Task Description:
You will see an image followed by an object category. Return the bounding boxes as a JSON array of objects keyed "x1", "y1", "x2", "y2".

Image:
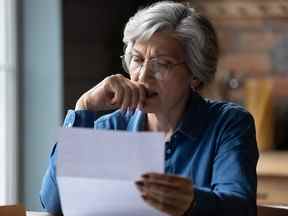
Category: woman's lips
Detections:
[
  {"x1": 146, "y1": 90, "x2": 158, "y2": 98},
  {"x1": 142, "y1": 90, "x2": 158, "y2": 108}
]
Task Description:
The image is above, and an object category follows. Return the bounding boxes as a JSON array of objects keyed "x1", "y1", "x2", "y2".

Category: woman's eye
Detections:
[
  {"x1": 157, "y1": 63, "x2": 169, "y2": 71},
  {"x1": 157, "y1": 59, "x2": 171, "y2": 65},
  {"x1": 131, "y1": 56, "x2": 143, "y2": 63},
  {"x1": 157, "y1": 62, "x2": 168, "y2": 66},
  {"x1": 157, "y1": 60, "x2": 170, "y2": 68}
]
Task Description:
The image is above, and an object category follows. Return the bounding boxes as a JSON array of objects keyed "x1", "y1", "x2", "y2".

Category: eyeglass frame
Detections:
[{"x1": 120, "y1": 54, "x2": 186, "y2": 80}]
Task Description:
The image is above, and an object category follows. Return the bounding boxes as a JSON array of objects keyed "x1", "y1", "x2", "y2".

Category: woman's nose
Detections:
[{"x1": 138, "y1": 62, "x2": 154, "y2": 82}]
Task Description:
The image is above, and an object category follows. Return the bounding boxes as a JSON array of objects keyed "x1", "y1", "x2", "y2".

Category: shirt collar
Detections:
[{"x1": 176, "y1": 92, "x2": 210, "y2": 140}]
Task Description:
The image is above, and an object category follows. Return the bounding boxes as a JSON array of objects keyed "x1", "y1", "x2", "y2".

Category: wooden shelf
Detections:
[{"x1": 257, "y1": 151, "x2": 288, "y2": 176}]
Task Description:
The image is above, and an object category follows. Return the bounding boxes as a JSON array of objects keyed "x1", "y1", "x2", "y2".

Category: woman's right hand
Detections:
[{"x1": 75, "y1": 74, "x2": 147, "y2": 112}]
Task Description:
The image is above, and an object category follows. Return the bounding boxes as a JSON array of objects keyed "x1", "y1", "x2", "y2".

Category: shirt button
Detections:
[{"x1": 166, "y1": 149, "x2": 172, "y2": 154}]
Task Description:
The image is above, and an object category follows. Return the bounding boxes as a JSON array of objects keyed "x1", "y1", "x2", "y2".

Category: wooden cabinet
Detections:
[{"x1": 258, "y1": 175, "x2": 288, "y2": 205}]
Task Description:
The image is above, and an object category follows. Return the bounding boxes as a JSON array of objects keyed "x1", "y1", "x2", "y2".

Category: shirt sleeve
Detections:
[
  {"x1": 40, "y1": 109, "x2": 98, "y2": 215},
  {"x1": 190, "y1": 111, "x2": 259, "y2": 216},
  {"x1": 40, "y1": 143, "x2": 62, "y2": 215}
]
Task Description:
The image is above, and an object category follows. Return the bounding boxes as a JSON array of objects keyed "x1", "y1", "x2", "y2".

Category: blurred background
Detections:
[{"x1": 0, "y1": 0, "x2": 288, "y2": 211}]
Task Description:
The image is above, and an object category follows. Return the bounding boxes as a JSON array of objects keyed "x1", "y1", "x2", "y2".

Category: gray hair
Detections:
[{"x1": 122, "y1": 1, "x2": 219, "y2": 87}]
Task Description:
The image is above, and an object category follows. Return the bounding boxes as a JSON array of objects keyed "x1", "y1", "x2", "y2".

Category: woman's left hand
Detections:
[{"x1": 135, "y1": 172, "x2": 194, "y2": 216}]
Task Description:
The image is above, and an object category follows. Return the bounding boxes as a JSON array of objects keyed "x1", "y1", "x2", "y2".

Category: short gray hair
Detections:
[{"x1": 122, "y1": 1, "x2": 219, "y2": 87}]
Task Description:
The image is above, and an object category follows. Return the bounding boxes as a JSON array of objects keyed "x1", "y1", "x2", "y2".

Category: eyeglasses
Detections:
[{"x1": 120, "y1": 54, "x2": 185, "y2": 80}]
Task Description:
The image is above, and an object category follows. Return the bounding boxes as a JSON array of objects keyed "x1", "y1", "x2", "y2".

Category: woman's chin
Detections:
[
  {"x1": 140, "y1": 96, "x2": 161, "y2": 113},
  {"x1": 141, "y1": 103, "x2": 160, "y2": 114}
]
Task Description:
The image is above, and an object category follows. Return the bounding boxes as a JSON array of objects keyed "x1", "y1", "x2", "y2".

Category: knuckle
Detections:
[
  {"x1": 103, "y1": 76, "x2": 111, "y2": 85},
  {"x1": 104, "y1": 76, "x2": 115, "y2": 86},
  {"x1": 114, "y1": 74, "x2": 123, "y2": 78},
  {"x1": 109, "y1": 74, "x2": 122, "y2": 82}
]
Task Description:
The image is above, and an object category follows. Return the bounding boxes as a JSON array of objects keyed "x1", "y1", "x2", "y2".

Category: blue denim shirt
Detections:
[{"x1": 40, "y1": 94, "x2": 258, "y2": 216}]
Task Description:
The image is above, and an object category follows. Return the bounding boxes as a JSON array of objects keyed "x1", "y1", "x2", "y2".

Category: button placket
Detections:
[
  {"x1": 166, "y1": 148, "x2": 172, "y2": 154},
  {"x1": 165, "y1": 141, "x2": 172, "y2": 160}
]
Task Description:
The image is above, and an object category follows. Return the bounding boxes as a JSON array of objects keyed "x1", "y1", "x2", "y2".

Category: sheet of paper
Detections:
[{"x1": 57, "y1": 128, "x2": 166, "y2": 216}]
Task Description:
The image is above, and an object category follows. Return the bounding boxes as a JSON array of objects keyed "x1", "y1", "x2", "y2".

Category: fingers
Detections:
[
  {"x1": 129, "y1": 82, "x2": 140, "y2": 110},
  {"x1": 142, "y1": 194, "x2": 183, "y2": 216},
  {"x1": 142, "y1": 181, "x2": 192, "y2": 202},
  {"x1": 108, "y1": 74, "x2": 146, "y2": 112},
  {"x1": 78, "y1": 74, "x2": 147, "y2": 112},
  {"x1": 136, "y1": 179, "x2": 192, "y2": 207},
  {"x1": 120, "y1": 81, "x2": 140, "y2": 111},
  {"x1": 135, "y1": 173, "x2": 194, "y2": 216},
  {"x1": 119, "y1": 81, "x2": 133, "y2": 111},
  {"x1": 137, "y1": 84, "x2": 146, "y2": 110},
  {"x1": 142, "y1": 172, "x2": 193, "y2": 189},
  {"x1": 109, "y1": 79, "x2": 124, "y2": 107}
]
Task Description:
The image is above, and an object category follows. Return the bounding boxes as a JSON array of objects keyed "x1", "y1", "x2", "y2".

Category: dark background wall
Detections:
[{"x1": 63, "y1": 0, "x2": 157, "y2": 111}]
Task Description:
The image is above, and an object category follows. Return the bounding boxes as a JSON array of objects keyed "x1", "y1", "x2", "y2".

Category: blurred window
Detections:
[
  {"x1": 0, "y1": 0, "x2": 8, "y2": 204},
  {"x1": 0, "y1": 0, "x2": 18, "y2": 205}
]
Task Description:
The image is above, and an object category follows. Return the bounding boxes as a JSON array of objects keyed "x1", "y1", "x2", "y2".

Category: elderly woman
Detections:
[{"x1": 40, "y1": 1, "x2": 258, "y2": 216}]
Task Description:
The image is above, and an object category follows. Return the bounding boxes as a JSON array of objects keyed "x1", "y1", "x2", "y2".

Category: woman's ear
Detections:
[{"x1": 190, "y1": 77, "x2": 201, "y2": 91}]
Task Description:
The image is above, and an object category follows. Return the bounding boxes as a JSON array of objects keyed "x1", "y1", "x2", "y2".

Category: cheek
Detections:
[
  {"x1": 157, "y1": 85, "x2": 180, "y2": 101},
  {"x1": 159, "y1": 79, "x2": 190, "y2": 96}
]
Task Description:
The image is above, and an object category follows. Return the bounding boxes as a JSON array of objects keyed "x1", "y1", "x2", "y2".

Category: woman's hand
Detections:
[
  {"x1": 135, "y1": 172, "x2": 194, "y2": 216},
  {"x1": 75, "y1": 74, "x2": 147, "y2": 112}
]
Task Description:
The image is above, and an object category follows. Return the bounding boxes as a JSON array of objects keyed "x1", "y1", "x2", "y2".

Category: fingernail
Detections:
[
  {"x1": 131, "y1": 108, "x2": 136, "y2": 114},
  {"x1": 141, "y1": 174, "x2": 149, "y2": 179},
  {"x1": 135, "y1": 184, "x2": 144, "y2": 193},
  {"x1": 135, "y1": 180, "x2": 144, "y2": 187},
  {"x1": 137, "y1": 105, "x2": 142, "y2": 111},
  {"x1": 121, "y1": 108, "x2": 127, "y2": 114}
]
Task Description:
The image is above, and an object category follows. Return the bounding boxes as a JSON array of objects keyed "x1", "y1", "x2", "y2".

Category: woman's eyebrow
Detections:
[
  {"x1": 131, "y1": 48, "x2": 178, "y2": 61},
  {"x1": 131, "y1": 48, "x2": 142, "y2": 55}
]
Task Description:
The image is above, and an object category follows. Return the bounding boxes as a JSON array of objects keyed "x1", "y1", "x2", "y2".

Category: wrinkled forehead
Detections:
[{"x1": 132, "y1": 32, "x2": 185, "y2": 60}]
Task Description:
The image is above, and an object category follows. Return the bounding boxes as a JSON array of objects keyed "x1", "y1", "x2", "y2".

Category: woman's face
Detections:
[{"x1": 129, "y1": 32, "x2": 193, "y2": 115}]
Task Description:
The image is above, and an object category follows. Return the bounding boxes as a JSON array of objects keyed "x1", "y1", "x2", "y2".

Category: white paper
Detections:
[{"x1": 56, "y1": 128, "x2": 166, "y2": 216}]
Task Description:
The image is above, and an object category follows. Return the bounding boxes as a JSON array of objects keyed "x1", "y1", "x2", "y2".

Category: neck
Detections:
[
  {"x1": 147, "y1": 95, "x2": 190, "y2": 141},
  {"x1": 147, "y1": 114, "x2": 175, "y2": 135}
]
